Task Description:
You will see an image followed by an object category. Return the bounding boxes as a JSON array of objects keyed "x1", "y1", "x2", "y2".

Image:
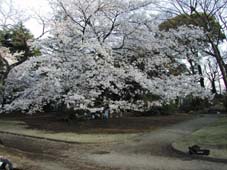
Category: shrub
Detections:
[{"x1": 179, "y1": 96, "x2": 210, "y2": 113}]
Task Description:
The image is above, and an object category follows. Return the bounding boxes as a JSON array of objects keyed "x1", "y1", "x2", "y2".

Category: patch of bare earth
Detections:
[{"x1": 0, "y1": 113, "x2": 191, "y2": 134}]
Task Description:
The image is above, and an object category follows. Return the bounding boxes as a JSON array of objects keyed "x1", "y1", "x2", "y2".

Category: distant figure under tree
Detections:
[{"x1": 103, "y1": 105, "x2": 110, "y2": 119}]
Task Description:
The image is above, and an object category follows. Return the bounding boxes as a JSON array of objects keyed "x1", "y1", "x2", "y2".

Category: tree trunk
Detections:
[
  {"x1": 211, "y1": 43, "x2": 227, "y2": 91},
  {"x1": 198, "y1": 64, "x2": 205, "y2": 88},
  {"x1": 211, "y1": 79, "x2": 217, "y2": 94}
]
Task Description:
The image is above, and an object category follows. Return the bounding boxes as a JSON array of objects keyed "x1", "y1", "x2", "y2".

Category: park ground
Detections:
[{"x1": 0, "y1": 113, "x2": 226, "y2": 170}]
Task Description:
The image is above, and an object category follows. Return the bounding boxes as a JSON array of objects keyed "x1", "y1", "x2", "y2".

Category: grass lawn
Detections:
[
  {"x1": 173, "y1": 116, "x2": 227, "y2": 159},
  {"x1": 0, "y1": 120, "x2": 138, "y2": 143}
]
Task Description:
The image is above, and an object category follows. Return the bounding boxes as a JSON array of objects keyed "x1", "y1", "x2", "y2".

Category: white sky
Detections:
[{"x1": 14, "y1": 0, "x2": 51, "y2": 37}]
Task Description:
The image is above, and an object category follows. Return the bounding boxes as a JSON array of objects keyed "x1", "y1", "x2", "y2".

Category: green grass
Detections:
[
  {"x1": 173, "y1": 116, "x2": 227, "y2": 159},
  {"x1": 0, "y1": 120, "x2": 139, "y2": 143}
]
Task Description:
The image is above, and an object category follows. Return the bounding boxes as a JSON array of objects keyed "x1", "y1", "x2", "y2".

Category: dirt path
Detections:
[
  {"x1": 87, "y1": 115, "x2": 227, "y2": 170},
  {"x1": 0, "y1": 115, "x2": 226, "y2": 170}
]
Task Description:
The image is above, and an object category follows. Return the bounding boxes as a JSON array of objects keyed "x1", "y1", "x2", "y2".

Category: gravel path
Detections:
[{"x1": 87, "y1": 115, "x2": 227, "y2": 170}]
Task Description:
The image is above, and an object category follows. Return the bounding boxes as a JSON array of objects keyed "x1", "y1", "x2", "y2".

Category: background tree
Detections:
[
  {"x1": 159, "y1": 12, "x2": 225, "y2": 89},
  {"x1": 0, "y1": 22, "x2": 40, "y2": 58},
  {"x1": 159, "y1": 0, "x2": 227, "y2": 91},
  {"x1": 0, "y1": 0, "x2": 40, "y2": 106},
  {"x1": 0, "y1": 24, "x2": 40, "y2": 106}
]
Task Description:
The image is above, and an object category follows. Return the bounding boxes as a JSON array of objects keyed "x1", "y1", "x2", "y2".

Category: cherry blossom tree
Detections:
[{"x1": 1, "y1": 0, "x2": 213, "y2": 114}]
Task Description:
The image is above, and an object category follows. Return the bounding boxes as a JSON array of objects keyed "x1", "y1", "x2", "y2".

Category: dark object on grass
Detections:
[
  {"x1": 0, "y1": 157, "x2": 13, "y2": 170},
  {"x1": 188, "y1": 145, "x2": 210, "y2": 155}
]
